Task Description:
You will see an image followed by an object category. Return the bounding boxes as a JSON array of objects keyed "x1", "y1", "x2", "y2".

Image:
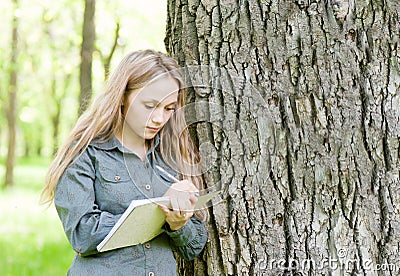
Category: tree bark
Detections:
[
  {"x1": 78, "y1": 0, "x2": 96, "y2": 115},
  {"x1": 4, "y1": 0, "x2": 19, "y2": 188},
  {"x1": 166, "y1": 0, "x2": 400, "y2": 275}
]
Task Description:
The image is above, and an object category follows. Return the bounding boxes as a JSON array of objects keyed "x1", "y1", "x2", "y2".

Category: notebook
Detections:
[{"x1": 97, "y1": 191, "x2": 219, "y2": 252}]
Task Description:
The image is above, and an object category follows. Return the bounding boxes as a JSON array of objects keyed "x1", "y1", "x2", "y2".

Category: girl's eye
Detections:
[
  {"x1": 144, "y1": 104, "x2": 155, "y2": 109},
  {"x1": 166, "y1": 107, "x2": 176, "y2": 112}
]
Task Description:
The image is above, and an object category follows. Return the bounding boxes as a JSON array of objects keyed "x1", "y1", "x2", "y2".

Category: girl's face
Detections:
[{"x1": 122, "y1": 76, "x2": 179, "y2": 144}]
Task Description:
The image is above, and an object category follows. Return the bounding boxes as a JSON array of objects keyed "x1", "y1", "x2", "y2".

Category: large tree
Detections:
[{"x1": 166, "y1": 0, "x2": 400, "y2": 275}]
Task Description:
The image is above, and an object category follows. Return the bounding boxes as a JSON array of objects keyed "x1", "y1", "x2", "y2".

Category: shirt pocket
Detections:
[
  {"x1": 98, "y1": 164, "x2": 131, "y2": 183},
  {"x1": 95, "y1": 161, "x2": 138, "y2": 212}
]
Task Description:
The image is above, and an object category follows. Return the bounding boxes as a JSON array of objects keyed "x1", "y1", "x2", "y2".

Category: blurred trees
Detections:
[
  {"x1": 0, "y1": 0, "x2": 167, "y2": 188},
  {"x1": 4, "y1": 0, "x2": 19, "y2": 187},
  {"x1": 41, "y1": 4, "x2": 77, "y2": 156},
  {"x1": 78, "y1": 0, "x2": 96, "y2": 116},
  {"x1": 97, "y1": 20, "x2": 120, "y2": 80}
]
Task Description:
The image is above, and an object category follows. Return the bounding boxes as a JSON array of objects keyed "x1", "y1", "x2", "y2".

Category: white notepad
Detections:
[{"x1": 97, "y1": 191, "x2": 219, "y2": 252}]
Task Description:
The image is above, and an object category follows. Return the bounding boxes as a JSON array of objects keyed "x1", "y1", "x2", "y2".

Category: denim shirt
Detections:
[{"x1": 54, "y1": 136, "x2": 207, "y2": 276}]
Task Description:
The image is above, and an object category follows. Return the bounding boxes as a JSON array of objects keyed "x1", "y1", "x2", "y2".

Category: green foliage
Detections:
[
  {"x1": 15, "y1": 156, "x2": 51, "y2": 190},
  {"x1": 0, "y1": 0, "x2": 167, "y2": 161},
  {"x1": 0, "y1": 156, "x2": 74, "y2": 275},
  {"x1": 0, "y1": 0, "x2": 168, "y2": 272}
]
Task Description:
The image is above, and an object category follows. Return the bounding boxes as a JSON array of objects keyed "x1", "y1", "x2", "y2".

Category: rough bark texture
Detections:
[
  {"x1": 5, "y1": 0, "x2": 19, "y2": 188},
  {"x1": 166, "y1": 0, "x2": 400, "y2": 275},
  {"x1": 78, "y1": 0, "x2": 96, "y2": 115}
]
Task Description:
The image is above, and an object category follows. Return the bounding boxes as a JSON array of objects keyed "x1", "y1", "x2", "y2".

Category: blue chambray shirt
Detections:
[{"x1": 54, "y1": 136, "x2": 207, "y2": 275}]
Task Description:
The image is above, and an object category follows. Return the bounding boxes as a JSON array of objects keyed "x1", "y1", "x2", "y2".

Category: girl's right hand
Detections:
[
  {"x1": 159, "y1": 180, "x2": 199, "y2": 230},
  {"x1": 164, "y1": 180, "x2": 198, "y2": 195}
]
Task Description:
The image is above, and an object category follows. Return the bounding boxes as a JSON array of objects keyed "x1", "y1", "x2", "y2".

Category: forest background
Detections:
[{"x1": 0, "y1": 0, "x2": 166, "y2": 274}]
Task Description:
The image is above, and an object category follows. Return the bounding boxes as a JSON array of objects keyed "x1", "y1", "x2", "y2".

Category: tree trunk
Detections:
[
  {"x1": 42, "y1": 10, "x2": 74, "y2": 157},
  {"x1": 50, "y1": 71, "x2": 72, "y2": 156},
  {"x1": 166, "y1": 0, "x2": 400, "y2": 275},
  {"x1": 51, "y1": 75, "x2": 60, "y2": 156},
  {"x1": 97, "y1": 20, "x2": 120, "y2": 80},
  {"x1": 4, "y1": 0, "x2": 19, "y2": 188},
  {"x1": 78, "y1": 0, "x2": 96, "y2": 115}
]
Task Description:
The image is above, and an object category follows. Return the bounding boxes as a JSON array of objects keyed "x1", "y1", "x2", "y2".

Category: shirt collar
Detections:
[{"x1": 90, "y1": 135, "x2": 160, "y2": 154}]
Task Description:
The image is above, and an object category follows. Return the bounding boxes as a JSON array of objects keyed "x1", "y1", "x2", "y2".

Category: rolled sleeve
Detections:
[
  {"x1": 164, "y1": 217, "x2": 208, "y2": 261},
  {"x1": 54, "y1": 149, "x2": 121, "y2": 257}
]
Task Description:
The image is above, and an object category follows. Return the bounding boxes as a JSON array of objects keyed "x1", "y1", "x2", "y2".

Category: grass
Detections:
[{"x1": 0, "y1": 156, "x2": 75, "y2": 276}]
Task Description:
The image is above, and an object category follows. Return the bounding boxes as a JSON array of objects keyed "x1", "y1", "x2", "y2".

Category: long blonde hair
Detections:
[{"x1": 41, "y1": 50, "x2": 206, "y2": 220}]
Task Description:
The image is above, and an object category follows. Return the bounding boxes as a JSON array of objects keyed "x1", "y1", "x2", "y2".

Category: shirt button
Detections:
[
  {"x1": 148, "y1": 272, "x2": 154, "y2": 276},
  {"x1": 145, "y1": 184, "x2": 151, "y2": 190},
  {"x1": 114, "y1": 175, "x2": 121, "y2": 181},
  {"x1": 145, "y1": 243, "x2": 151, "y2": 249}
]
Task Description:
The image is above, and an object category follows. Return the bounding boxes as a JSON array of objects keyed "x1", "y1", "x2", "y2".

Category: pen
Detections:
[
  {"x1": 155, "y1": 165, "x2": 200, "y2": 197},
  {"x1": 155, "y1": 165, "x2": 180, "y2": 182}
]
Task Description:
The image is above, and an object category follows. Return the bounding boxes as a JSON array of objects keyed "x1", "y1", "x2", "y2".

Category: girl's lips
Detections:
[{"x1": 146, "y1": 126, "x2": 160, "y2": 132}]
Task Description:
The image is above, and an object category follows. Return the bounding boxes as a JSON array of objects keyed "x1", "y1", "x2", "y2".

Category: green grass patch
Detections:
[
  {"x1": 0, "y1": 156, "x2": 74, "y2": 275},
  {"x1": 0, "y1": 155, "x2": 51, "y2": 191}
]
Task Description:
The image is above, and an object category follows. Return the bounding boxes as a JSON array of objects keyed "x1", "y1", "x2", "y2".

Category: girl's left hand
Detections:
[{"x1": 158, "y1": 180, "x2": 198, "y2": 231}]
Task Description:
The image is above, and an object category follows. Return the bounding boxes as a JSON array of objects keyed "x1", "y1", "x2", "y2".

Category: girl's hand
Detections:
[{"x1": 158, "y1": 180, "x2": 199, "y2": 231}]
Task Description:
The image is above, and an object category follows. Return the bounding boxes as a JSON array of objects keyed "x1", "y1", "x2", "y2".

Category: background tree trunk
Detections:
[
  {"x1": 78, "y1": 0, "x2": 96, "y2": 115},
  {"x1": 4, "y1": 0, "x2": 19, "y2": 188},
  {"x1": 51, "y1": 75, "x2": 60, "y2": 156},
  {"x1": 166, "y1": 0, "x2": 400, "y2": 275},
  {"x1": 96, "y1": 20, "x2": 120, "y2": 80}
]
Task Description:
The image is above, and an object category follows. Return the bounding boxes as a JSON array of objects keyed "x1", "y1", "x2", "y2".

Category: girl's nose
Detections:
[{"x1": 151, "y1": 108, "x2": 165, "y2": 124}]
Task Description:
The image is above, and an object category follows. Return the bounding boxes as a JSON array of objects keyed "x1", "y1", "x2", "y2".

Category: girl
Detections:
[{"x1": 41, "y1": 50, "x2": 208, "y2": 275}]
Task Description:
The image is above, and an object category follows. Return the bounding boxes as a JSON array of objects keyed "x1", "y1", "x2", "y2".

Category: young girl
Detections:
[{"x1": 41, "y1": 50, "x2": 208, "y2": 275}]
